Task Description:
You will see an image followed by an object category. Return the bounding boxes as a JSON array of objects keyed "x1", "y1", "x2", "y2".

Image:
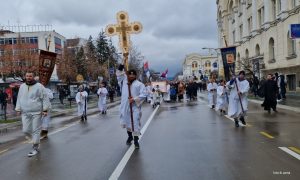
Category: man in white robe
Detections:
[
  {"x1": 216, "y1": 80, "x2": 227, "y2": 115},
  {"x1": 117, "y1": 65, "x2": 147, "y2": 149},
  {"x1": 15, "y1": 72, "x2": 50, "y2": 157},
  {"x1": 207, "y1": 79, "x2": 218, "y2": 108},
  {"x1": 164, "y1": 82, "x2": 171, "y2": 102},
  {"x1": 97, "y1": 82, "x2": 108, "y2": 114},
  {"x1": 76, "y1": 85, "x2": 88, "y2": 122},
  {"x1": 226, "y1": 70, "x2": 250, "y2": 127}
]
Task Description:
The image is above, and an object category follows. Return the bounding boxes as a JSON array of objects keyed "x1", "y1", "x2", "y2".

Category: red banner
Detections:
[{"x1": 39, "y1": 50, "x2": 57, "y2": 86}]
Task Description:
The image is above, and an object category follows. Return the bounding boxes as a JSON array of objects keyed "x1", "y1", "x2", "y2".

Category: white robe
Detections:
[
  {"x1": 216, "y1": 85, "x2": 227, "y2": 111},
  {"x1": 207, "y1": 82, "x2": 217, "y2": 106},
  {"x1": 75, "y1": 91, "x2": 88, "y2": 116},
  {"x1": 97, "y1": 87, "x2": 108, "y2": 112},
  {"x1": 117, "y1": 70, "x2": 147, "y2": 136},
  {"x1": 42, "y1": 88, "x2": 53, "y2": 130},
  {"x1": 227, "y1": 78, "x2": 250, "y2": 118},
  {"x1": 164, "y1": 84, "x2": 171, "y2": 101}
]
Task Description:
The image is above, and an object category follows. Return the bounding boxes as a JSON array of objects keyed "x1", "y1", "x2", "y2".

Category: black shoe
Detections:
[
  {"x1": 126, "y1": 136, "x2": 133, "y2": 145},
  {"x1": 134, "y1": 136, "x2": 140, "y2": 149},
  {"x1": 126, "y1": 131, "x2": 133, "y2": 145},
  {"x1": 80, "y1": 116, "x2": 84, "y2": 122},
  {"x1": 234, "y1": 119, "x2": 239, "y2": 127},
  {"x1": 239, "y1": 116, "x2": 246, "y2": 125},
  {"x1": 212, "y1": 105, "x2": 215, "y2": 109},
  {"x1": 40, "y1": 130, "x2": 48, "y2": 139},
  {"x1": 84, "y1": 115, "x2": 87, "y2": 121},
  {"x1": 101, "y1": 111, "x2": 104, "y2": 114}
]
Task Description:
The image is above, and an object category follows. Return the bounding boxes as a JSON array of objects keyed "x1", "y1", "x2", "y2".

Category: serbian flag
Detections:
[{"x1": 161, "y1": 68, "x2": 168, "y2": 78}]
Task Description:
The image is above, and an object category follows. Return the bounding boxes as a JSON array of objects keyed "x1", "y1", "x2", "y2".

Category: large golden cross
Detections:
[{"x1": 105, "y1": 11, "x2": 142, "y2": 69}]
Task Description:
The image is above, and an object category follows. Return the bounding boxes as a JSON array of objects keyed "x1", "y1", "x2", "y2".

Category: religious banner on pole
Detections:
[
  {"x1": 39, "y1": 50, "x2": 57, "y2": 86},
  {"x1": 220, "y1": 46, "x2": 236, "y2": 81}
]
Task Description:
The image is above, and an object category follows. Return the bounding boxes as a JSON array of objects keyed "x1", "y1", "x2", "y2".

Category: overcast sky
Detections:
[{"x1": 0, "y1": 0, "x2": 218, "y2": 77}]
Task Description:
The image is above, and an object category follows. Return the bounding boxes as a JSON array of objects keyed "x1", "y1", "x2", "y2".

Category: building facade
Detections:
[
  {"x1": 0, "y1": 28, "x2": 66, "y2": 81},
  {"x1": 183, "y1": 53, "x2": 218, "y2": 81},
  {"x1": 217, "y1": 0, "x2": 300, "y2": 91}
]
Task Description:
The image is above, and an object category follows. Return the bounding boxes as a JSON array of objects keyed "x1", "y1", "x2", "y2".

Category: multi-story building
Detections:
[
  {"x1": 182, "y1": 53, "x2": 218, "y2": 81},
  {"x1": 0, "y1": 27, "x2": 66, "y2": 81},
  {"x1": 216, "y1": 0, "x2": 300, "y2": 91}
]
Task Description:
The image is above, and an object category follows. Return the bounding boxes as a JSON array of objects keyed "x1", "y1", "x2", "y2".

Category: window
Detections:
[
  {"x1": 277, "y1": 0, "x2": 281, "y2": 12},
  {"x1": 255, "y1": 44, "x2": 260, "y2": 56},
  {"x1": 0, "y1": 49, "x2": 4, "y2": 56},
  {"x1": 233, "y1": 30, "x2": 236, "y2": 43},
  {"x1": 258, "y1": 7, "x2": 264, "y2": 27},
  {"x1": 271, "y1": 0, "x2": 276, "y2": 20},
  {"x1": 239, "y1": 24, "x2": 243, "y2": 39},
  {"x1": 0, "y1": 38, "x2": 4, "y2": 45},
  {"x1": 292, "y1": 0, "x2": 296, "y2": 8},
  {"x1": 287, "y1": 32, "x2": 296, "y2": 56},
  {"x1": 29, "y1": 37, "x2": 38, "y2": 44},
  {"x1": 245, "y1": 49, "x2": 249, "y2": 59},
  {"x1": 248, "y1": 17, "x2": 252, "y2": 33},
  {"x1": 55, "y1": 37, "x2": 62, "y2": 45},
  {"x1": 192, "y1": 61, "x2": 198, "y2": 69},
  {"x1": 269, "y1": 38, "x2": 275, "y2": 60},
  {"x1": 237, "y1": 53, "x2": 241, "y2": 69}
]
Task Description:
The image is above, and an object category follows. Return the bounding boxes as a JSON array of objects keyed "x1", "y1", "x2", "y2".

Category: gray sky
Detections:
[{"x1": 0, "y1": 0, "x2": 218, "y2": 77}]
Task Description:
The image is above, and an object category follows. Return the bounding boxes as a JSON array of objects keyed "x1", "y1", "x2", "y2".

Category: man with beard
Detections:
[
  {"x1": 227, "y1": 71, "x2": 250, "y2": 127},
  {"x1": 15, "y1": 72, "x2": 50, "y2": 157},
  {"x1": 117, "y1": 64, "x2": 147, "y2": 149},
  {"x1": 262, "y1": 74, "x2": 278, "y2": 113}
]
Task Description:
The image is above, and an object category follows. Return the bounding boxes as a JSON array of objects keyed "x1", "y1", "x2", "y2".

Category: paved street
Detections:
[{"x1": 0, "y1": 96, "x2": 299, "y2": 180}]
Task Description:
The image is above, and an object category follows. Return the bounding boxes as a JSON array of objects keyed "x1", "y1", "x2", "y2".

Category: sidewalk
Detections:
[
  {"x1": 198, "y1": 91, "x2": 300, "y2": 113},
  {"x1": 0, "y1": 96, "x2": 121, "y2": 135}
]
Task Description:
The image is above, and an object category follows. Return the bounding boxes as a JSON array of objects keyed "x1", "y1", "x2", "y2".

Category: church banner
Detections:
[
  {"x1": 39, "y1": 50, "x2": 57, "y2": 86},
  {"x1": 220, "y1": 46, "x2": 236, "y2": 81}
]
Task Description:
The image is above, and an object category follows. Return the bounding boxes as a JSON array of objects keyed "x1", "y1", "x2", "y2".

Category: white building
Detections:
[
  {"x1": 183, "y1": 53, "x2": 218, "y2": 81},
  {"x1": 217, "y1": 0, "x2": 300, "y2": 91}
]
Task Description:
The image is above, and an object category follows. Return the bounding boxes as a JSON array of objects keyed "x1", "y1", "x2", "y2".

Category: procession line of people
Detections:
[{"x1": 207, "y1": 70, "x2": 250, "y2": 127}]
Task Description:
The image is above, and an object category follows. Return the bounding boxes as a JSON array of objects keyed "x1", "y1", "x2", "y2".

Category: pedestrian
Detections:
[
  {"x1": 15, "y1": 72, "x2": 50, "y2": 157},
  {"x1": 274, "y1": 72, "x2": 282, "y2": 101},
  {"x1": 145, "y1": 82, "x2": 152, "y2": 103},
  {"x1": 0, "y1": 89, "x2": 8, "y2": 111},
  {"x1": 97, "y1": 82, "x2": 108, "y2": 114},
  {"x1": 12, "y1": 87, "x2": 19, "y2": 108},
  {"x1": 261, "y1": 74, "x2": 278, "y2": 113},
  {"x1": 207, "y1": 79, "x2": 217, "y2": 109},
  {"x1": 279, "y1": 74, "x2": 286, "y2": 99},
  {"x1": 177, "y1": 81, "x2": 185, "y2": 102},
  {"x1": 227, "y1": 70, "x2": 250, "y2": 127},
  {"x1": 216, "y1": 79, "x2": 227, "y2": 115},
  {"x1": 164, "y1": 82, "x2": 171, "y2": 102},
  {"x1": 108, "y1": 86, "x2": 115, "y2": 103},
  {"x1": 41, "y1": 87, "x2": 53, "y2": 139},
  {"x1": 59, "y1": 87, "x2": 65, "y2": 105},
  {"x1": 116, "y1": 64, "x2": 147, "y2": 149},
  {"x1": 76, "y1": 85, "x2": 88, "y2": 122}
]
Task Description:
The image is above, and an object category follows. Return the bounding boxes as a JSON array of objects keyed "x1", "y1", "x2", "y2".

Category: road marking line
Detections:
[
  {"x1": 289, "y1": 147, "x2": 300, "y2": 155},
  {"x1": 48, "y1": 122, "x2": 77, "y2": 136},
  {"x1": 279, "y1": 147, "x2": 300, "y2": 160},
  {"x1": 0, "y1": 149, "x2": 9, "y2": 155},
  {"x1": 109, "y1": 105, "x2": 160, "y2": 180},
  {"x1": 260, "y1": 131, "x2": 274, "y2": 139}
]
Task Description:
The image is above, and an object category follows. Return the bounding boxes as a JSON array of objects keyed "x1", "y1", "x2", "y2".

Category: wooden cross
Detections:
[{"x1": 105, "y1": 11, "x2": 142, "y2": 69}]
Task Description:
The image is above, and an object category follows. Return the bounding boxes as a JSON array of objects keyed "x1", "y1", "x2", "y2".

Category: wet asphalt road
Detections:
[{"x1": 0, "y1": 99, "x2": 300, "y2": 180}]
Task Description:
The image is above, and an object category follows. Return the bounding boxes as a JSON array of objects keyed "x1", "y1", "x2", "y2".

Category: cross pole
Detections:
[{"x1": 105, "y1": 11, "x2": 143, "y2": 132}]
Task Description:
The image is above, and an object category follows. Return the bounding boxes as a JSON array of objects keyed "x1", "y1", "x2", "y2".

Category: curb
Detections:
[
  {"x1": 248, "y1": 99, "x2": 300, "y2": 113},
  {"x1": 0, "y1": 100, "x2": 121, "y2": 135}
]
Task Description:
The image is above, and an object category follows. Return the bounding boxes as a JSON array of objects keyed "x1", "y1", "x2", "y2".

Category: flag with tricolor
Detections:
[{"x1": 161, "y1": 68, "x2": 168, "y2": 78}]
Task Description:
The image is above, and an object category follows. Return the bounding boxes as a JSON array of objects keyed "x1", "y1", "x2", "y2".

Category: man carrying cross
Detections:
[{"x1": 117, "y1": 65, "x2": 147, "y2": 149}]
